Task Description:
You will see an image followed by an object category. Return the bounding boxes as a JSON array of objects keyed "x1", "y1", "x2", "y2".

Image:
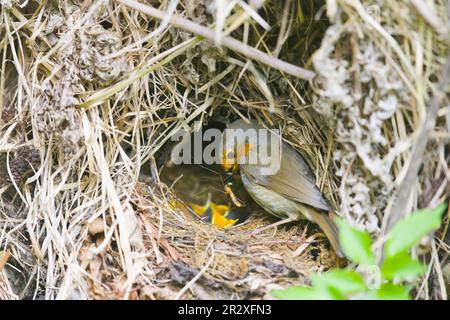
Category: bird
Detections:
[
  {"x1": 159, "y1": 163, "x2": 253, "y2": 229},
  {"x1": 221, "y1": 119, "x2": 343, "y2": 256},
  {"x1": 189, "y1": 193, "x2": 250, "y2": 229}
]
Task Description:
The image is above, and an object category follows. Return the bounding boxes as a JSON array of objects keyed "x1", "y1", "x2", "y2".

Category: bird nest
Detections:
[{"x1": 0, "y1": 0, "x2": 449, "y2": 300}]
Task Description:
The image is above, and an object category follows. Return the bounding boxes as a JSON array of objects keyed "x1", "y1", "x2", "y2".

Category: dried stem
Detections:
[
  {"x1": 115, "y1": 0, "x2": 316, "y2": 80},
  {"x1": 382, "y1": 54, "x2": 450, "y2": 238}
]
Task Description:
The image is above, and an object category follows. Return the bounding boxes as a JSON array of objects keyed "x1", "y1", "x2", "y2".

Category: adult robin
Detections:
[{"x1": 221, "y1": 119, "x2": 343, "y2": 256}]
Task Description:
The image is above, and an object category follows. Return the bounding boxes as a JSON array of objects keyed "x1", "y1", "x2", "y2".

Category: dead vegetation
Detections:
[{"x1": 0, "y1": 0, "x2": 449, "y2": 300}]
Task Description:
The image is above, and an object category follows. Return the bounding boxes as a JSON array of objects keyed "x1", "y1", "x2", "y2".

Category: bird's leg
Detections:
[{"x1": 250, "y1": 217, "x2": 297, "y2": 235}]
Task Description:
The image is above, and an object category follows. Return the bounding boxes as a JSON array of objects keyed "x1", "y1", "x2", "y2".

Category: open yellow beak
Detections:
[
  {"x1": 189, "y1": 198, "x2": 239, "y2": 229},
  {"x1": 190, "y1": 201, "x2": 210, "y2": 216},
  {"x1": 211, "y1": 203, "x2": 239, "y2": 229}
]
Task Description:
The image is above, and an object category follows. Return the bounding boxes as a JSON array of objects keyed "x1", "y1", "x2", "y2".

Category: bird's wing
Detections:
[{"x1": 241, "y1": 143, "x2": 332, "y2": 211}]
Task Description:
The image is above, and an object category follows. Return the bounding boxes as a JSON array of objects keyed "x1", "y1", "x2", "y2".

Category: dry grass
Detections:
[{"x1": 0, "y1": 0, "x2": 448, "y2": 300}]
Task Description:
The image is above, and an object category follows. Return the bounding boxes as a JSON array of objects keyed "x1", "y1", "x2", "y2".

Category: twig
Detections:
[
  {"x1": 431, "y1": 240, "x2": 447, "y2": 300},
  {"x1": 382, "y1": 54, "x2": 450, "y2": 236},
  {"x1": 80, "y1": 37, "x2": 200, "y2": 108},
  {"x1": 411, "y1": 0, "x2": 447, "y2": 35},
  {"x1": 115, "y1": 0, "x2": 316, "y2": 80},
  {"x1": 175, "y1": 241, "x2": 215, "y2": 300}
]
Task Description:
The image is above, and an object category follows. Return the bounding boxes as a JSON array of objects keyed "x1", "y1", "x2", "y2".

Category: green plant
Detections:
[{"x1": 271, "y1": 202, "x2": 448, "y2": 300}]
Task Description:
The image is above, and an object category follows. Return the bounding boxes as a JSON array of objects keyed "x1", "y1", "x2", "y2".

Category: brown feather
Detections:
[
  {"x1": 226, "y1": 120, "x2": 342, "y2": 256},
  {"x1": 241, "y1": 133, "x2": 332, "y2": 211},
  {"x1": 302, "y1": 206, "x2": 343, "y2": 257}
]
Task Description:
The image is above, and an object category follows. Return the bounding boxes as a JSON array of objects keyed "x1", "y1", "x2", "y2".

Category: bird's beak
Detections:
[
  {"x1": 222, "y1": 143, "x2": 251, "y2": 174},
  {"x1": 222, "y1": 150, "x2": 238, "y2": 173},
  {"x1": 211, "y1": 205, "x2": 239, "y2": 229},
  {"x1": 225, "y1": 171, "x2": 233, "y2": 185},
  {"x1": 222, "y1": 162, "x2": 235, "y2": 173},
  {"x1": 190, "y1": 197, "x2": 239, "y2": 229}
]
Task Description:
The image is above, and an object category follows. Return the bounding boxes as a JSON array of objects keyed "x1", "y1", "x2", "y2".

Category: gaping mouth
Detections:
[{"x1": 189, "y1": 196, "x2": 240, "y2": 229}]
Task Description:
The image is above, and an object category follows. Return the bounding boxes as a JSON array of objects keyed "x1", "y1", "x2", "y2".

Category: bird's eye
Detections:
[{"x1": 226, "y1": 151, "x2": 235, "y2": 159}]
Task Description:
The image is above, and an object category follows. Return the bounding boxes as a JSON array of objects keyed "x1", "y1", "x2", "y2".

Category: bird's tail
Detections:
[{"x1": 308, "y1": 209, "x2": 344, "y2": 258}]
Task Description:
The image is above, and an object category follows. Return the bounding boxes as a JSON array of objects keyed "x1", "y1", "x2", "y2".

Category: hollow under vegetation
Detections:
[{"x1": 0, "y1": 0, "x2": 449, "y2": 300}]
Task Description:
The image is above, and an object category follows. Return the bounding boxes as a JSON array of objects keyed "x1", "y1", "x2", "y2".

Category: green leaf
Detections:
[
  {"x1": 311, "y1": 269, "x2": 367, "y2": 295},
  {"x1": 371, "y1": 283, "x2": 412, "y2": 300},
  {"x1": 270, "y1": 269, "x2": 367, "y2": 300},
  {"x1": 381, "y1": 251, "x2": 425, "y2": 281},
  {"x1": 336, "y1": 218, "x2": 375, "y2": 266},
  {"x1": 385, "y1": 203, "x2": 447, "y2": 257},
  {"x1": 270, "y1": 285, "x2": 342, "y2": 300}
]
